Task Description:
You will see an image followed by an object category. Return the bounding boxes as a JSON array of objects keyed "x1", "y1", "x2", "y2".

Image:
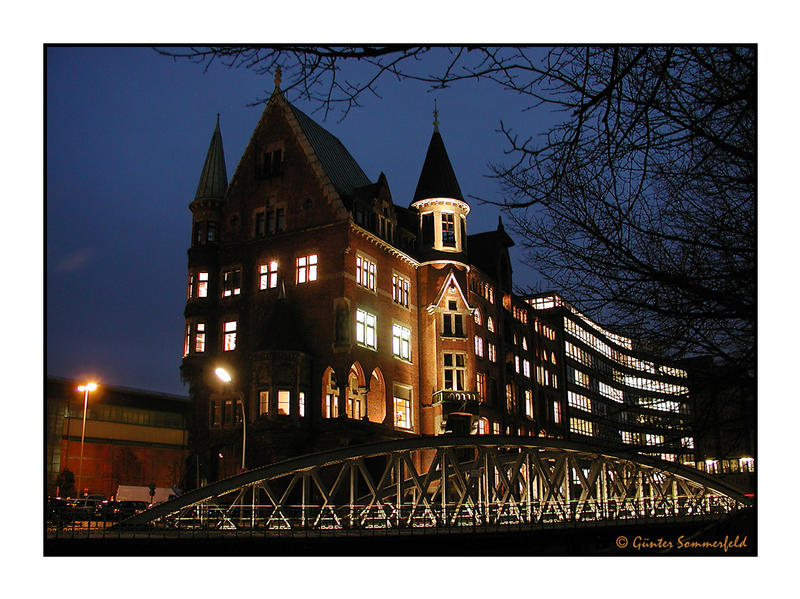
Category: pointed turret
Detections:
[
  {"x1": 411, "y1": 105, "x2": 470, "y2": 257},
  {"x1": 412, "y1": 130, "x2": 464, "y2": 204},
  {"x1": 194, "y1": 114, "x2": 228, "y2": 202},
  {"x1": 189, "y1": 116, "x2": 227, "y2": 246}
]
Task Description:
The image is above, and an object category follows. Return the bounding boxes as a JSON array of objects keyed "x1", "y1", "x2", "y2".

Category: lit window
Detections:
[
  {"x1": 515, "y1": 355, "x2": 520, "y2": 373},
  {"x1": 488, "y1": 343, "x2": 497, "y2": 362},
  {"x1": 522, "y1": 337, "x2": 528, "y2": 350},
  {"x1": 570, "y1": 417, "x2": 595, "y2": 437},
  {"x1": 474, "y1": 308, "x2": 482, "y2": 326},
  {"x1": 223, "y1": 320, "x2": 237, "y2": 351},
  {"x1": 523, "y1": 359, "x2": 531, "y2": 378},
  {"x1": 525, "y1": 389, "x2": 533, "y2": 418},
  {"x1": 356, "y1": 255, "x2": 377, "y2": 291},
  {"x1": 441, "y1": 212, "x2": 456, "y2": 247},
  {"x1": 392, "y1": 324, "x2": 411, "y2": 361},
  {"x1": 474, "y1": 336, "x2": 484, "y2": 358},
  {"x1": 393, "y1": 385, "x2": 412, "y2": 430},
  {"x1": 194, "y1": 323, "x2": 206, "y2": 353},
  {"x1": 492, "y1": 421, "x2": 500, "y2": 435},
  {"x1": 681, "y1": 437, "x2": 695, "y2": 449},
  {"x1": 183, "y1": 324, "x2": 191, "y2": 356},
  {"x1": 259, "y1": 261, "x2": 279, "y2": 290},
  {"x1": 477, "y1": 372, "x2": 486, "y2": 402},
  {"x1": 392, "y1": 274, "x2": 410, "y2": 308},
  {"x1": 645, "y1": 434, "x2": 664, "y2": 446},
  {"x1": 278, "y1": 390, "x2": 290, "y2": 415},
  {"x1": 188, "y1": 272, "x2": 209, "y2": 298},
  {"x1": 259, "y1": 391, "x2": 269, "y2": 415},
  {"x1": 324, "y1": 393, "x2": 338, "y2": 418},
  {"x1": 443, "y1": 352, "x2": 466, "y2": 391},
  {"x1": 299, "y1": 392, "x2": 305, "y2": 417},
  {"x1": 553, "y1": 400, "x2": 561, "y2": 424},
  {"x1": 505, "y1": 383, "x2": 515, "y2": 413},
  {"x1": 222, "y1": 268, "x2": 242, "y2": 297},
  {"x1": 475, "y1": 418, "x2": 488, "y2": 435},
  {"x1": 296, "y1": 254, "x2": 318, "y2": 284},
  {"x1": 487, "y1": 316, "x2": 495, "y2": 333},
  {"x1": 356, "y1": 309, "x2": 377, "y2": 349}
]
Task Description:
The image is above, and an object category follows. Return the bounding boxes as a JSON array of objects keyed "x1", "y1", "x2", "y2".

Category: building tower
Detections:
[{"x1": 411, "y1": 111, "x2": 479, "y2": 436}]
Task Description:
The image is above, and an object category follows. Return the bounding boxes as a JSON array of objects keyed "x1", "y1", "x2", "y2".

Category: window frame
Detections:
[
  {"x1": 356, "y1": 253, "x2": 377, "y2": 292},
  {"x1": 392, "y1": 272, "x2": 410, "y2": 308},
  {"x1": 223, "y1": 320, "x2": 237, "y2": 352},
  {"x1": 442, "y1": 352, "x2": 467, "y2": 391},
  {"x1": 222, "y1": 268, "x2": 242, "y2": 297},
  {"x1": 392, "y1": 323, "x2": 412, "y2": 362},
  {"x1": 259, "y1": 261, "x2": 279, "y2": 290},
  {"x1": 296, "y1": 254, "x2": 318, "y2": 284},
  {"x1": 356, "y1": 308, "x2": 378, "y2": 350}
]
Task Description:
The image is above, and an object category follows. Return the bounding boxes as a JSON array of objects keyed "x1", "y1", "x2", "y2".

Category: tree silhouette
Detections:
[{"x1": 159, "y1": 46, "x2": 755, "y2": 386}]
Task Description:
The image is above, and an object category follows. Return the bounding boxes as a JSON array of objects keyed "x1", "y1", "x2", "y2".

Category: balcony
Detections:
[{"x1": 432, "y1": 390, "x2": 480, "y2": 415}]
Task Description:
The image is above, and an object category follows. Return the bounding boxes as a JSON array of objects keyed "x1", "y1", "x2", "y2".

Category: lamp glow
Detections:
[{"x1": 215, "y1": 368, "x2": 232, "y2": 382}]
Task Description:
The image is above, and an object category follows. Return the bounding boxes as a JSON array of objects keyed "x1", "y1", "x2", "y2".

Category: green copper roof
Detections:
[
  {"x1": 412, "y1": 130, "x2": 464, "y2": 204},
  {"x1": 289, "y1": 104, "x2": 371, "y2": 196},
  {"x1": 194, "y1": 115, "x2": 228, "y2": 202}
]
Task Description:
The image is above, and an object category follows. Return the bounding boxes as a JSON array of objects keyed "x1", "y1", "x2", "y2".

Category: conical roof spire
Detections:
[
  {"x1": 194, "y1": 114, "x2": 228, "y2": 202},
  {"x1": 412, "y1": 123, "x2": 464, "y2": 204}
]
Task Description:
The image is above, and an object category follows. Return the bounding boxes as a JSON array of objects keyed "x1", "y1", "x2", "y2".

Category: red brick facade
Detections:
[{"x1": 181, "y1": 89, "x2": 565, "y2": 483}]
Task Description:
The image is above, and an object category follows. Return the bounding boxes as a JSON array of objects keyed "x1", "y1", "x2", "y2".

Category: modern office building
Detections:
[
  {"x1": 524, "y1": 293, "x2": 696, "y2": 465},
  {"x1": 180, "y1": 77, "x2": 698, "y2": 482},
  {"x1": 46, "y1": 377, "x2": 190, "y2": 498}
]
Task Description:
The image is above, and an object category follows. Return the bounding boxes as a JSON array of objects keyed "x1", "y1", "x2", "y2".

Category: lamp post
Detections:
[
  {"x1": 215, "y1": 367, "x2": 246, "y2": 471},
  {"x1": 75, "y1": 382, "x2": 98, "y2": 499}
]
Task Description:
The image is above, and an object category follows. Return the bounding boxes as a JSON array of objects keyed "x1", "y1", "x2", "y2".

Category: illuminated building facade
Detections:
[
  {"x1": 46, "y1": 377, "x2": 190, "y2": 498},
  {"x1": 524, "y1": 294, "x2": 696, "y2": 465},
  {"x1": 181, "y1": 79, "x2": 698, "y2": 482}
]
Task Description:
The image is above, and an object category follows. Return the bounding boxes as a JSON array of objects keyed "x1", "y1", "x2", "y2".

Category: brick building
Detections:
[{"x1": 181, "y1": 79, "x2": 697, "y2": 483}]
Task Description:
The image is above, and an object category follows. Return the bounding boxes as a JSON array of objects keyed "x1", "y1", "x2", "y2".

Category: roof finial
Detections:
[
  {"x1": 433, "y1": 99, "x2": 440, "y2": 132},
  {"x1": 274, "y1": 65, "x2": 282, "y2": 89}
]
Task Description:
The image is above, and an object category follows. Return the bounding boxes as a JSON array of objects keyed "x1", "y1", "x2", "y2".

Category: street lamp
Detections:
[
  {"x1": 75, "y1": 382, "x2": 98, "y2": 499},
  {"x1": 215, "y1": 368, "x2": 246, "y2": 470}
]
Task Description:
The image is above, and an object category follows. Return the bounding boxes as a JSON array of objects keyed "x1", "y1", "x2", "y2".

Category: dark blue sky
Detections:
[{"x1": 46, "y1": 46, "x2": 557, "y2": 395}]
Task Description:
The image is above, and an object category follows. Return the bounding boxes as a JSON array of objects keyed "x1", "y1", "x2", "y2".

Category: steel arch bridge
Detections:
[{"x1": 120, "y1": 436, "x2": 751, "y2": 535}]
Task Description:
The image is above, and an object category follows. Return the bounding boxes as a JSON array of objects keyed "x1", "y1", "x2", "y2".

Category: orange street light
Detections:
[{"x1": 75, "y1": 382, "x2": 98, "y2": 498}]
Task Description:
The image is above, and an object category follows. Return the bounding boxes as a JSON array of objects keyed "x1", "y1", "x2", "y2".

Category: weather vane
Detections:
[
  {"x1": 274, "y1": 65, "x2": 282, "y2": 89},
  {"x1": 433, "y1": 99, "x2": 440, "y2": 132}
]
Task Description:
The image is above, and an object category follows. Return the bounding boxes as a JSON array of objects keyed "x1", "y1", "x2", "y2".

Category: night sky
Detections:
[{"x1": 46, "y1": 46, "x2": 555, "y2": 396}]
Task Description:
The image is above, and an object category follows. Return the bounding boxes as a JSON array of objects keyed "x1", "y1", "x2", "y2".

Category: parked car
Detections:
[
  {"x1": 65, "y1": 497, "x2": 102, "y2": 520},
  {"x1": 94, "y1": 500, "x2": 150, "y2": 521}
]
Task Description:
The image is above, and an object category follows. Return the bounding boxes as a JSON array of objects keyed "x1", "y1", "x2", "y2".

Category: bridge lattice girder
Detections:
[{"x1": 120, "y1": 436, "x2": 751, "y2": 533}]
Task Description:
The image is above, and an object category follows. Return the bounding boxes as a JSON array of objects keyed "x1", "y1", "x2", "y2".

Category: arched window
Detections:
[
  {"x1": 366, "y1": 368, "x2": 386, "y2": 423},
  {"x1": 347, "y1": 363, "x2": 366, "y2": 419},
  {"x1": 487, "y1": 316, "x2": 495, "y2": 333},
  {"x1": 322, "y1": 367, "x2": 338, "y2": 418}
]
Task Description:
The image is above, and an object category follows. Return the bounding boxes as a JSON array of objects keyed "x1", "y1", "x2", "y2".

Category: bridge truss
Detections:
[{"x1": 121, "y1": 437, "x2": 750, "y2": 535}]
